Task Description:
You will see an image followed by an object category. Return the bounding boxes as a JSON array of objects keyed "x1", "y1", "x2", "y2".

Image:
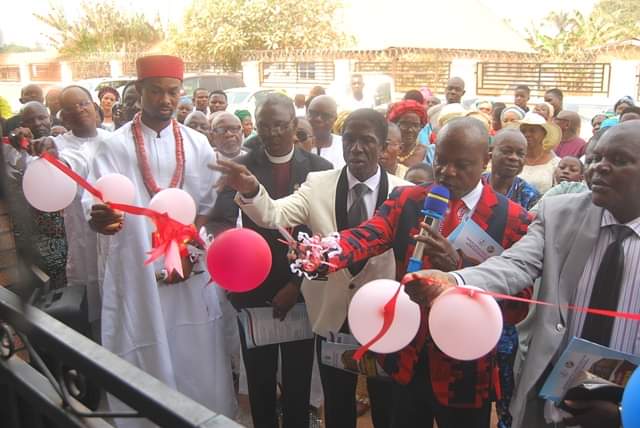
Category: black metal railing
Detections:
[{"x1": 0, "y1": 286, "x2": 242, "y2": 428}]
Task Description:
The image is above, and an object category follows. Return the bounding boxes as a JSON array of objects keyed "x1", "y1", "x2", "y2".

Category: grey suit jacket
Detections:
[{"x1": 455, "y1": 192, "x2": 603, "y2": 428}]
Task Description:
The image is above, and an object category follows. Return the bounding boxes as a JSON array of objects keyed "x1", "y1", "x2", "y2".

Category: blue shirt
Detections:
[{"x1": 482, "y1": 173, "x2": 541, "y2": 211}]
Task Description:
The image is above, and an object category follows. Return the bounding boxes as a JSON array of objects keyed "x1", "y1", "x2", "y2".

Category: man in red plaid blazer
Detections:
[{"x1": 320, "y1": 118, "x2": 533, "y2": 428}]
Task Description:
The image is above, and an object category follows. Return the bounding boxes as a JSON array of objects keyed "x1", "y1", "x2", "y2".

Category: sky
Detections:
[{"x1": 1, "y1": 0, "x2": 597, "y2": 48}]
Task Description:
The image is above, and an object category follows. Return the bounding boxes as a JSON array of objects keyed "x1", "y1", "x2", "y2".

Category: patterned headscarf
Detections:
[{"x1": 387, "y1": 99, "x2": 428, "y2": 126}]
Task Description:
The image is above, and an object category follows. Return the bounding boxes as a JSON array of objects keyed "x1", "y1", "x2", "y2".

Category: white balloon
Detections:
[
  {"x1": 95, "y1": 173, "x2": 136, "y2": 205},
  {"x1": 23, "y1": 158, "x2": 77, "y2": 212},
  {"x1": 348, "y1": 279, "x2": 421, "y2": 354},
  {"x1": 428, "y1": 286, "x2": 503, "y2": 361},
  {"x1": 148, "y1": 188, "x2": 196, "y2": 225}
]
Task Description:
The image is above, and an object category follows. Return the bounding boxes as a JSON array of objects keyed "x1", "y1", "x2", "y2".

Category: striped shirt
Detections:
[{"x1": 567, "y1": 210, "x2": 640, "y2": 354}]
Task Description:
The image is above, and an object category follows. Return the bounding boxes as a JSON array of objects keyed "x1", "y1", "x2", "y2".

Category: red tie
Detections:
[{"x1": 440, "y1": 199, "x2": 466, "y2": 237}]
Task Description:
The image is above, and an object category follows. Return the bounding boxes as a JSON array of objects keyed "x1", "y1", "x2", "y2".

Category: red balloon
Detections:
[{"x1": 207, "y1": 228, "x2": 272, "y2": 292}]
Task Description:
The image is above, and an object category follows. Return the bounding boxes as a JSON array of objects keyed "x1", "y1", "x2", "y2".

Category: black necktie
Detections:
[
  {"x1": 581, "y1": 224, "x2": 634, "y2": 346},
  {"x1": 347, "y1": 183, "x2": 369, "y2": 275}
]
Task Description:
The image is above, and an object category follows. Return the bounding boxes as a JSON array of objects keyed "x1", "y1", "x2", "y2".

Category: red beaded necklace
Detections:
[{"x1": 132, "y1": 112, "x2": 185, "y2": 196}]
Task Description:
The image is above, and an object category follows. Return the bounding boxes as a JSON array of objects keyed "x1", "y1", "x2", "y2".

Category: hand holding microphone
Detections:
[{"x1": 407, "y1": 185, "x2": 451, "y2": 273}]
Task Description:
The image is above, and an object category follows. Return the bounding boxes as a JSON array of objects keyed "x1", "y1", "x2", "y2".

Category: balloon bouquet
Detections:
[{"x1": 21, "y1": 155, "x2": 272, "y2": 292}]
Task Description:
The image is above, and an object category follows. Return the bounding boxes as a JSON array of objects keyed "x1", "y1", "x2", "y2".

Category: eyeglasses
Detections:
[
  {"x1": 211, "y1": 126, "x2": 242, "y2": 135},
  {"x1": 257, "y1": 121, "x2": 292, "y2": 135},
  {"x1": 307, "y1": 109, "x2": 336, "y2": 122},
  {"x1": 397, "y1": 121, "x2": 421, "y2": 131},
  {"x1": 295, "y1": 130, "x2": 309, "y2": 142},
  {"x1": 62, "y1": 99, "x2": 92, "y2": 113}
]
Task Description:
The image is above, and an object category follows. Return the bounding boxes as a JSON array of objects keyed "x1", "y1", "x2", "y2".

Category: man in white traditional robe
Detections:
[
  {"x1": 84, "y1": 55, "x2": 236, "y2": 427},
  {"x1": 54, "y1": 85, "x2": 111, "y2": 333}
]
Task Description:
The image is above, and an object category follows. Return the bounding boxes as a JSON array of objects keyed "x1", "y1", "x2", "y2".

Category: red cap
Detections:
[{"x1": 136, "y1": 55, "x2": 184, "y2": 81}]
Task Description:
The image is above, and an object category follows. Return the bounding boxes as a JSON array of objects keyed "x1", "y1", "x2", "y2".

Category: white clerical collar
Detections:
[
  {"x1": 140, "y1": 120, "x2": 172, "y2": 138},
  {"x1": 265, "y1": 147, "x2": 294, "y2": 164},
  {"x1": 460, "y1": 180, "x2": 484, "y2": 212},
  {"x1": 346, "y1": 166, "x2": 382, "y2": 193}
]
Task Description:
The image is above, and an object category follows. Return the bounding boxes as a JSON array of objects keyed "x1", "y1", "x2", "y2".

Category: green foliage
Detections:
[
  {"x1": 167, "y1": 0, "x2": 352, "y2": 69},
  {"x1": 526, "y1": 1, "x2": 640, "y2": 60},
  {"x1": 34, "y1": 0, "x2": 163, "y2": 58},
  {"x1": 0, "y1": 44, "x2": 40, "y2": 53}
]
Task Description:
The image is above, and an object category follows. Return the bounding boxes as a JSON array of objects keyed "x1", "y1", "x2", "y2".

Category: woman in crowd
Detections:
[
  {"x1": 553, "y1": 156, "x2": 584, "y2": 184},
  {"x1": 473, "y1": 99, "x2": 492, "y2": 116},
  {"x1": 613, "y1": 95, "x2": 634, "y2": 115},
  {"x1": 500, "y1": 105, "x2": 525, "y2": 128},
  {"x1": 387, "y1": 99, "x2": 427, "y2": 168},
  {"x1": 378, "y1": 122, "x2": 408, "y2": 178},
  {"x1": 293, "y1": 118, "x2": 315, "y2": 152},
  {"x1": 98, "y1": 86, "x2": 120, "y2": 131},
  {"x1": 518, "y1": 112, "x2": 561, "y2": 193},
  {"x1": 533, "y1": 102, "x2": 554, "y2": 121},
  {"x1": 482, "y1": 128, "x2": 541, "y2": 210},
  {"x1": 234, "y1": 109, "x2": 255, "y2": 141}
]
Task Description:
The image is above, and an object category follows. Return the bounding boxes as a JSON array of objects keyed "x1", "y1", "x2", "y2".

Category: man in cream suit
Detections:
[
  {"x1": 403, "y1": 121, "x2": 640, "y2": 428},
  {"x1": 217, "y1": 108, "x2": 412, "y2": 428}
]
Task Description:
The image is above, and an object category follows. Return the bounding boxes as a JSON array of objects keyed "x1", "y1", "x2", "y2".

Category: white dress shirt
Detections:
[
  {"x1": 567, "y1": 209, "x2": 640, "y2": 354},
  {"x1": 346, "y1": 166, "x2": 382, "y2": 218}
]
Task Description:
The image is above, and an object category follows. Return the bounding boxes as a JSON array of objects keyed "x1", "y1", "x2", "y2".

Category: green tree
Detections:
[
  {"x1": 168, "y1": 0, "x2": 352, "y2": 69},
  {"x1": 594, "y1": 0, "x2": 640, "y2": 30},
  {"x1": 526, "y1": 4, "x2": 638, "y2": 60},
  {"x1": 34, "y1": 1, "x2": 163, "y2": 58}
]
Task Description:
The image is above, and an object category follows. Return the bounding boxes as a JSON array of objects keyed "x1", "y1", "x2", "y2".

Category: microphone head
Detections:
[{"x1": 423, "y1": 185, "x2": 450, "y2": 220}]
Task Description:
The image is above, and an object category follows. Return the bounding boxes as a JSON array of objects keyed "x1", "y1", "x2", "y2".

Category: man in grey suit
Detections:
[{"x1": 403, "y1": 121, "x2": 640, "y2": 428}]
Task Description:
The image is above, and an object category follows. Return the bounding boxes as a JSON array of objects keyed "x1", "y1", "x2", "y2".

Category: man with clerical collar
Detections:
[
  {"x1": 85, "y1": 55, "x2": 236, "y2": 425},
  {"x1": 211, "y1": 93, "x2": 332, "y2": 427}
]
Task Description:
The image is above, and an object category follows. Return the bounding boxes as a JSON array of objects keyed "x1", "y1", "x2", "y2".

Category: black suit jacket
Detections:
[{"x1": 210, "y1": 146, "x2": 333, "y2": 309}]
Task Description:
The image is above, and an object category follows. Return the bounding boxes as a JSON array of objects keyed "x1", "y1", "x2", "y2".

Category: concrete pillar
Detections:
[
  {"x1": 59, "y1": 61, "x2": 73, "y2": 83},
  {"x1": 18, "y1": 63, "x2": 30, "y2": 83},
  {"x1": 241, "y1": 61, "x2": 260, "y2": 87},
  {"x1": 449, "y1": 59, "x2": 478, "y2": 99},
  {"x1": 109, "y1": 60, "x2": 123, "y2": 78},
  {"x1": 608, "y1": 60, "x2": 639, "y2": 100},
  {"x1": 333, "y1": 59, "x2": 352, "y2": 89}
]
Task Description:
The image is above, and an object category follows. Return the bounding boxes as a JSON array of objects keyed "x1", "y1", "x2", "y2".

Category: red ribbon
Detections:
[
  {"x1": 2, "y1": 136, "x2": 30, "y2": 151},
  {"x1": 353, "y1": 277, "x2": 640, "y2": 361},
  {"x1": 353, "y1": 284, "x2": 403, "y2": 361},
  {"x1": 38, "y1": 152, "x2": 203, "y2": 277}
]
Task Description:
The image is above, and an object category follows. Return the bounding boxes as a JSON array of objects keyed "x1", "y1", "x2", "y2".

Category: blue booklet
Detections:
[{"x1": 539, "y1": 337, "x2": 640, "y2": 403}]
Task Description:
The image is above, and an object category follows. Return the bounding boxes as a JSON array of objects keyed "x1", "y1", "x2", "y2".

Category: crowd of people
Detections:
[{"x1": 0, "y1": 54, "x2": 638, "y2": 428}]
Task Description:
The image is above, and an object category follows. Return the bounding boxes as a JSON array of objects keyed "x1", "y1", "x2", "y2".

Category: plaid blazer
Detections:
[{"x1": 328, "y1": 183, "x2": 532, "y2": 408}]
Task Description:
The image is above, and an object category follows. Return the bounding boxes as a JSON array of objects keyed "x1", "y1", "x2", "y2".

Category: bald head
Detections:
[
  {"x1": 211, "y1": 111, "x2": 241, "y2": 129},
  {"x1": 493, "y1": 127, "x2": 527, "y2": 149},
  {"x1": 307, "y1": 95, "x2": 338, "y2": 139},
  {"x1": 20, "y1": 101, "x2": 51, "y2": 138},
  {"x1": 555, "y1": 110, "x2": 581, "y2": 139},
  {"x1": 435, "y1": 117, "x2": 490, "y2": 198},
  {"x1": 45, "y1": 87, "x2": 62, "y2": 115},
  {"x1": 445, "y1": 77, "x2": 466, "y2": 104},
  {"x1": 184, "y1": 111, "x2": 210, "y2": 136},
  {"x1": 20, "y1": 84, "x2": 44, "y2": 104}
]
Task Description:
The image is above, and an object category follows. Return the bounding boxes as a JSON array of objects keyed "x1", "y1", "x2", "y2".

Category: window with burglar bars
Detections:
[
  {"x1": 29, "y1": 63, "x2": 61, "y2": 82},
  {"x1": 69, "y1": 61, "x2": 111, "y2": 80},
  {"x1": 476, "y1": 62, "x2": 611, "y2": 97},
  {"x1": 354, "y1": 61, "x2": 451, "y2": 93},
  {"x1": 0, "y1": 66, "x2": 20, "y2": 82},
  {"x1": 260, "y1": 62, "x2": 335, "y2": 87}
]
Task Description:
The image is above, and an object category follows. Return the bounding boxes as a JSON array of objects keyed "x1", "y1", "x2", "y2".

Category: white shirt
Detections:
[
  {"x1": 295, "y1": 106, "x2": 306, "y2": 118},
  {"x1": 456, "y1": 180, "x2": 484, "y2": 217},
  {"x1": 55, "y1": 128, "x2": 110, "y2": 322},
  {"x1": 346, "y1": 166, "x2": 382, "y2": 218},
  {"x1": 315, "y1": 134, "x2": 345, "y2": 169},
  {"x1": 567, "y1": 210, "x2": 640, "y2": 354}
]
